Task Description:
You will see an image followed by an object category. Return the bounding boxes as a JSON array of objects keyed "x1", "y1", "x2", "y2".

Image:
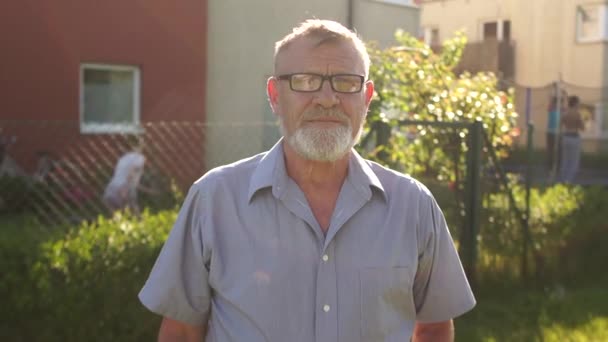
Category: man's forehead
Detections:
[{"x1": 275, "y1": 37, "x2": 363, "y2": 72}]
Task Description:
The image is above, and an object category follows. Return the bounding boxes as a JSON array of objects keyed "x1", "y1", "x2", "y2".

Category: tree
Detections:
[
  {"x1": 359, "y1": 31, "x2": 518, "y2": 188},
  {"x1": 359, "y1": 31, "x2": 520, "y2": 265}
]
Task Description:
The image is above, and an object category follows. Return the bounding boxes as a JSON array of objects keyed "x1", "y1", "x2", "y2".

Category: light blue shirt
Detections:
[
  {"x1": 548, "y1": 110, "x2": 560, "y2": 133},
  {"x1": 139, "y1": 139, "x2": 476, "y2": 342}
]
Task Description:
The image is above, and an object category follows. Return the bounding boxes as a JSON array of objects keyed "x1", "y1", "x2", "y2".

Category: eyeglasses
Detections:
[{"x1": 276, "y1": 73, "x2": 365, "y2": 93}]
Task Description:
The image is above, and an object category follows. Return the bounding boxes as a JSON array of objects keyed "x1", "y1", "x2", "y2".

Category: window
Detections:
[
  {"x1": 503, "y1": 20, "x2": 511, "y2": 41},
  {"x1": 578, "y1": 101, "x2": 608, "y2": 138},
  {"x1": 375, "y1": 0, "x2": 419, "y2": 7},
  {"x1": 481, "y1": 20, "x2": 511, "y2": 41},
  {"x1": 80, "y1": 63, "x2": 141, "y2": 134},
  {"x1": 483, "y1": 22, "x2": 498, "y2": 40},
  {"x1": 423, "y1": 27, "x2": 440, "y2": 46},
  {"x1": 598, "y1": 102, "x2": 608, "y2": 137},
  {"x1": 576, "y1": 4, "x2": 608, "y2": 42}
]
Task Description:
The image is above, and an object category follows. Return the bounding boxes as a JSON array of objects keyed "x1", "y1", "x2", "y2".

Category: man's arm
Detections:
[
  {"x1": 158, "y1": 317, "x2": 206, "y2": 342},
  {"x1": 412, "y1": 320, "x2": 454, "y2": 342}
]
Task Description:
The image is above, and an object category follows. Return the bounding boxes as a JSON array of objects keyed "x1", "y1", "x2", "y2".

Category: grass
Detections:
[
  {"x1": 505, "y1": 147, "x2": 608, "y2": 170},
  {"x1": 455, "y1": 281, "x2": 608, "y2": 341}
]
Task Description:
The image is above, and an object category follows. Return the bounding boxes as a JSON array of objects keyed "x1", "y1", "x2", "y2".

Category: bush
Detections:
[
  {"x1": 477, "y1": 184, "x2": 608, "y2": 284},
  {"x1": 0, "y1": 175, "x2": 31, "y2": 213},
  {"x1": 1, "y1": 210, "x2": 176, "y2": 341}
]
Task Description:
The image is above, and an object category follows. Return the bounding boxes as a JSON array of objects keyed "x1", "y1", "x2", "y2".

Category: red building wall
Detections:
[
  {"x1": 0, "y1": 0, "x2": 207, "y2": 186},
  {"x1": 2, "y1": 0, "x2": 206, "y2": 122}
]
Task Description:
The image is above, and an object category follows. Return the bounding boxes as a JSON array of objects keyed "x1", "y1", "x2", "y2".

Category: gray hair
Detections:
[{"x1": 273, "y1": 19, "x2": 370, "y2": 77}]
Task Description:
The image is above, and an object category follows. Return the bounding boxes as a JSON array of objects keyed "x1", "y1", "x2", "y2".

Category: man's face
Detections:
[{"x1": 267, "y1": 37, "x2": 374, "y2": 162}]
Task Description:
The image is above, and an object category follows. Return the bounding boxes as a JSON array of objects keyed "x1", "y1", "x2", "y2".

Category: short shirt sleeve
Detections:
[
  {"x1": 138, "y1": 184, "x2": 211, "y2": 325},
  {"x1": 413, "y1": 193, "x2": 476, "y2": 322}
]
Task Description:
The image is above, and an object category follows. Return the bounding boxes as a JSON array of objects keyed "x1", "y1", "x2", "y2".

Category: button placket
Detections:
[{"x1": 315, "y1": 242, "x2": 338, "y2": 341}]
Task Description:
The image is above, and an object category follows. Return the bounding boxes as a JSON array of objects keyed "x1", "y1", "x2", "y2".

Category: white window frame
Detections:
[
  {"x1": 422, "y1": 26, "x2": 440, "y2": 46},
  {"x1": 373, "y1": 0, "x2": 419, "y2": 8},
  {"x1": 576, "y1": 3, "x2": 608, "y2": 43},
  {"x1": 597, "y1": 102, "x2": 608, "y2": 138},
  {"x1": 578, "y1": 101, "x2": 608, "y2": 139},
  {"x1": 79, "y1": 63, "x2": 141, "y2": 134}
]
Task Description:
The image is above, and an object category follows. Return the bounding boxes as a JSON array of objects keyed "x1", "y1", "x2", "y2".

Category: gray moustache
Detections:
[{"x1": 302, "y1": 109, "x2": 349, "y2": 122}]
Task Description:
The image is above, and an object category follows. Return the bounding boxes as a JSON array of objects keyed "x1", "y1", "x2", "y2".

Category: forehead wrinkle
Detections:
[
  {"x1": 280, "y1": 50, "x2": 362, "y2": 78},
  {"x1": 275, "y1": 37, "x2": 363, "y2": 75}
]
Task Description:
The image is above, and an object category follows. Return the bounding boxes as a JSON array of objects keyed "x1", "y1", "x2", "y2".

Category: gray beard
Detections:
[
  {"x1": 280, "y1": 108, "x2": 363, "y2": 161},
  {"x1": 286, "y1": 123, "x2": 354, "y2": 162}
]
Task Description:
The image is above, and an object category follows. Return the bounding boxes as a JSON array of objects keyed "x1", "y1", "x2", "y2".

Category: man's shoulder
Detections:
[
  {"x1": 363, "y1": 158, "x2": 434, "y2": 198},
  {"x1": 192, "y1": 152, "x2": 266, "y2": 188}
]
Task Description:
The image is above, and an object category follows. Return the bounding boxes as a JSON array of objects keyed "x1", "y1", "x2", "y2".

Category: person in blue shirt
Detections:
[{"x1": 546, "y1": 92, "x2": 566, "y2": 172}]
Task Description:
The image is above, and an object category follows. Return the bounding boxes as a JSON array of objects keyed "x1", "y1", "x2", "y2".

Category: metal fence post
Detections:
[
  {"x1": 375, "y1": 120, "x2": 392, "y2": 164},
  {"x1": 464, "y1": 121, "x2": 483, "y2": 287},
  {"x1": 523, "y1": 122, "x2": 534, "y2": 280}
]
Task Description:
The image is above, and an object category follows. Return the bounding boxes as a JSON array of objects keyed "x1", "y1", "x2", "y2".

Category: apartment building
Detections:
[{"x1": 420, "y1": 0, "x2": 608, "y2": 151}]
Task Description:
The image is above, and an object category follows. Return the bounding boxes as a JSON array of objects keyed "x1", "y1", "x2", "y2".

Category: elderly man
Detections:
[{"x1": 139, "y1": 19, "x2": 475, "y2": 342}]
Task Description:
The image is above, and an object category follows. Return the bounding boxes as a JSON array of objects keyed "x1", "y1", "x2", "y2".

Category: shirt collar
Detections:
[
  {"x1": 347, "y1": 148, "x2": 387, "y2": 202},
  {"x1": 248, "y1": 139, "x2": 289, "y2": 202},
  {"x1": 248, "y1": 139, "x2": 387, "y2": 202}
]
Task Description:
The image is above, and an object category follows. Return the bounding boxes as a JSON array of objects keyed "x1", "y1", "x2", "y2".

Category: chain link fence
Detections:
[
  {"x1": 505, "y1": 81, "x2": 608, "y2": 185},
  {"x1": 362, "y1": 119, "x2": 530, "y2": 286},
  {"x1": 2, "y1": 113, "x2": 603, "y2": 284},
  {"x1": 0, "y1": 120, "x2": 280, "y2": 226}
]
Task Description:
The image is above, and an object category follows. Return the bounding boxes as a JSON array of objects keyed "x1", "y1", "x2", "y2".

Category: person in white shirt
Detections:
[{"x1": 103, "y1": 150, "x2": 146, "y2": 215}]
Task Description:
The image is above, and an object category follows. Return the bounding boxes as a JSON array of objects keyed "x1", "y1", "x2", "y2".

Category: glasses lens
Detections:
[
  {"x1": 290, "y1": 74, "x2": 322, "y2": 92},
  {"x1": 332, "y1": 75, "x2": 363, "y2": 93}
]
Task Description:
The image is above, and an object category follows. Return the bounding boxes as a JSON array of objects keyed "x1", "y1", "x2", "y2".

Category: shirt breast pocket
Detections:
[{"x1": 359, "y1": 267, "x2": 416, "y2": 341}]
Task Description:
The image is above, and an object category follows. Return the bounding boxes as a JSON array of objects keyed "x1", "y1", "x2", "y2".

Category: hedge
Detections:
[{"x1": 1, "y1": 210, "x2": 176, "y2": 342}]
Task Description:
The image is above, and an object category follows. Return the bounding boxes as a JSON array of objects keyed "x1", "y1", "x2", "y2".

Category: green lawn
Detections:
[{"x1": 456, "y1": 283, "x2": 608, "y2": 341}]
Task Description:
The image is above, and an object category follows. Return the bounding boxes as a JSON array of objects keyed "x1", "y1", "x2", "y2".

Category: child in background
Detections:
[{"x1": 103, "y1": 150, "x2": 146, "y2": 215}]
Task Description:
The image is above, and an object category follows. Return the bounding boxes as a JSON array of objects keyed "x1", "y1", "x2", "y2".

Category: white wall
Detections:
[
  {"x1": 353, "y1": 0, "x2": 420, "y2": 48},
  {"x1": 206, "y1": 0, "x2": 347, "y2": 168}
]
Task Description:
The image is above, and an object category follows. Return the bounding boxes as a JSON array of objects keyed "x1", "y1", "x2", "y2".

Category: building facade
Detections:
[
  {"x1": 420, "y1": 0, "x2": 608, "y2": 151},
  {"x1": 1, "y1": 0, "x2": 208, "y2": 186}
]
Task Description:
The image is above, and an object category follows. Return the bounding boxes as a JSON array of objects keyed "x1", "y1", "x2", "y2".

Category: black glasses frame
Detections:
[{"x1": 276, "y1": 73, "x2": 365, "y2": 93}]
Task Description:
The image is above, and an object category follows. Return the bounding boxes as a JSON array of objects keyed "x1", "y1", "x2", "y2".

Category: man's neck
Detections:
[{"x1": 282, "y1": 141, "x2": 349, "y2": 191}]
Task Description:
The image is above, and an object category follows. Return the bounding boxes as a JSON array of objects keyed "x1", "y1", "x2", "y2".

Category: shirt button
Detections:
[
  {"x1": 323, "y1": 305, "x2": 330, "y2": 312},
  {"x1": 322, "y1": 254, "x2": 329, "y2": 262}
]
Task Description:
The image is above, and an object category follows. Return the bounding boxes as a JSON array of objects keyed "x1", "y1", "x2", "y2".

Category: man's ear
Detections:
[
  {"x1": 364, "y1": 80, "x2": 374, "y2": 106},
  {"x1": 267, "y1": 77, "x2": 280, "y2": 114}
]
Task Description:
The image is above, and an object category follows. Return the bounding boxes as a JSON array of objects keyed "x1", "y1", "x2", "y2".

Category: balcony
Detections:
[{"x1": 453, "y1": 39, "x2": 515, "y2": 80}]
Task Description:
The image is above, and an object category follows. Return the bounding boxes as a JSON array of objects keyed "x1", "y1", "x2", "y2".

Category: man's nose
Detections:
[{"x1": 312, "y1": 80, "x2": 339, "y2": 108}]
